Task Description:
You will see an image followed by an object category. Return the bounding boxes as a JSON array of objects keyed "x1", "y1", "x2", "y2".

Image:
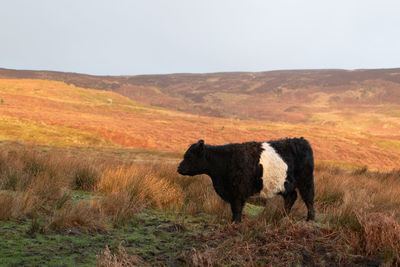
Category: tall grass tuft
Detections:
[
  {"x1": 13, "y1": 172, "x2": 70, "y2": 217},
  {"x1": 97, "y1": 165, "x2": 184, "y2": 224},
  {"x1": 73, "y1": 162, "x2": 101, "y2": 191},
  {"x1": 0, "y1": 192, "x2": 14, "y2": 220},
  {"x1": 49, "y1": 199, "x2": 109, "y2": 231}
]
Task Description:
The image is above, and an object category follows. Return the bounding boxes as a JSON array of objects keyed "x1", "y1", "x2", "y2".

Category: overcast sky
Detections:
[{"x1": 1, "y1": 0, "x2": 399, "y2": 75}]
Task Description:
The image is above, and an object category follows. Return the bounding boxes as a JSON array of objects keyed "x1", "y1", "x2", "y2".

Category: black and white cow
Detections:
[{"x1": 177, "y1": 138, "x2": 315, "y2": 223}]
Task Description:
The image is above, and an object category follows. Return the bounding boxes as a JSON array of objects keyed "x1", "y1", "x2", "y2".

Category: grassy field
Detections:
[{"x1": 0, "y1": 142, "x2": 399, "y2": 266}]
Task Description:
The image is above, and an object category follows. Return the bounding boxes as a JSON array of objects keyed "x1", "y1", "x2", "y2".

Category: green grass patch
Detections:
[
  {"x1": 0, "y1": 210, "x2": 206, "y2": 266},
  {"x1": 244, "y1": 203, "x2": 264, "y2": 217}
]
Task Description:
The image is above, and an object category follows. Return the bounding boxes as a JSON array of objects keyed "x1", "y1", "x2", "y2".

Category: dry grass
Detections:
[
  {"x1": 1, "y1": 143, "x2": 400, "y2": 264},
  {"x1": 185, "y1": 219, "x2": 346, "y2": 266},
  {"x1": 314, "y1": 165, "x2": 400, "y2": 225},
  {"x1": 0, "y1": 192, "x2": 14, "y2": 220},
  {"x1": 73, "y1": 161, "x2": 102, "y2": 191},
  {"x1": 0, "y1": 144, "x2": 107, "y2": 228},
  {"x1": 178, "y1": 164, "x2": 400, "y2": 265},
  {"x1": 97, "y1": 244, "x2": 145, "y2": 267},
  {"x1": 96, "y1": 163, "x2": 229, "y2": 223},
  {"x1": 14, "y1": 174, "x2": 70, "y2": 217},
  {"x1": 96, "y1": 164, "x2": 184, "y2": 224},
  {"x1": 48, "y1": 199, "x2": 109, "y2": 231},
  {"x1": 158, "y1": 165, "x2": 230, "y2": 218},
  {"x1": 357, "y1": 213, "x2": 400, "y2": 260},
  {"x1": 240, "y1": 164, "x2": 400, "y2": 264}
]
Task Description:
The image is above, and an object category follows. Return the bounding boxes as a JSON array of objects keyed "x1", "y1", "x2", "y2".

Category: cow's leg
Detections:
[
  {"x1": 283, "y1": 190, "x2": 298, "y2": 215},
  {"x1": 230, "y1": 199, "x2": 245, "y2": 223},
  {"x1": 298, "y1": 177, "x2": 315, "y2": 221}
]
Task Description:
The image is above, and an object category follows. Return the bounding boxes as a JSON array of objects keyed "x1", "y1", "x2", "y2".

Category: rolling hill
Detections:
[
  {"x1": 1, "y1": 67, "x2": 400, "y2": 122},
  {"x1": 1, "y1": 67, "x2": 400, "y2": 170}
]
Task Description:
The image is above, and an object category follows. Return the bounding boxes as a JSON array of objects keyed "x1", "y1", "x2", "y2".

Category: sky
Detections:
[{"x1": 1, "y1": 0, "x2": 399, "y2": 75}]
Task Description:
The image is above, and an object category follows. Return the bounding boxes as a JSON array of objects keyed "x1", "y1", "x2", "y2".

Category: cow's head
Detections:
[{"x1": 177, "y1": 140, "x2": 207, "y2": 176}]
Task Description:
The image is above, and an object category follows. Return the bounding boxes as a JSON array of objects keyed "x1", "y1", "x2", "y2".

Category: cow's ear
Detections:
[{"x1": 197, "y1": 140, "x2": 205, "y2": 153}]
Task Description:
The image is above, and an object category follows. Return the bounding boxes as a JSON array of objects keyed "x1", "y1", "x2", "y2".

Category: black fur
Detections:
[{"x1": 177, "y1": 138, "x2": 315, "y2": 223}]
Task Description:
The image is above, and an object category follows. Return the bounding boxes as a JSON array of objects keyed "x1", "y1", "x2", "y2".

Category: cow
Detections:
[{"x1": 177, "y1": 138, "x2": 315, "y2": 223}]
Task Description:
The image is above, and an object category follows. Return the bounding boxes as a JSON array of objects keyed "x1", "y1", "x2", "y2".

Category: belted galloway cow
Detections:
[{"x1": 177, "y1": 138, "x2": 315, "y2": 222}]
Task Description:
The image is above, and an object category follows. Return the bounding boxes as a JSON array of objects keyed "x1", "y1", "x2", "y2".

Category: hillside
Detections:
[
  {"x1": 0, "y1": 77, "x2": 400, "y2": 170},
  {"x1": 1, "y1": 67, "x2": 400, "y2": 122}
]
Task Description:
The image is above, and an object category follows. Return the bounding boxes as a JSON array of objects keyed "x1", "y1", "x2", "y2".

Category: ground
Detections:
[
  {"x1": 0, "y1": 209, "x2": 203, "y2": 266},
  {"x1": 0, "y1": 205, "x2": 381, "y2": 267}
]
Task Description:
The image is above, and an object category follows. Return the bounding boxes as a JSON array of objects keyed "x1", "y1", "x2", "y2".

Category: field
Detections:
[{"x1": 0, "y1": 69, "x2": 400, "y2": 266}]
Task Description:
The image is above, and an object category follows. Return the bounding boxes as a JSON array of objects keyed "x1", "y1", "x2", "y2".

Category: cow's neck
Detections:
[
  {"x1": 203, "y1": 145, "x2": 230, "y2": 179},
  {"x1": 202, "y1": 145, "x2": 233, "y2": 202}
]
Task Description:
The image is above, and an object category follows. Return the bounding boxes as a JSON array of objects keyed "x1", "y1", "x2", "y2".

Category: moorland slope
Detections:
[
  {"x1": 1, "y1": 67, "x2": 400, "y2": 122},
  {"x1": 0, "y1": 74, "x2": 399, "y2": 170}
]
